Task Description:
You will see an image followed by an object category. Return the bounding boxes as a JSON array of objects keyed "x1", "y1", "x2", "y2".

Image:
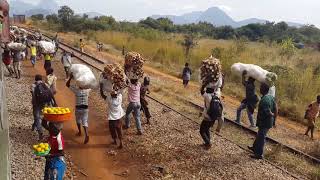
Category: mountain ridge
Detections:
[{"x1": 151, "y1": 7, "x2": 303, "y2": 27}]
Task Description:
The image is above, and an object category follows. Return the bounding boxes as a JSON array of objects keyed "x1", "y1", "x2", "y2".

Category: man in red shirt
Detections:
[{"x1": 44, "y1": 122, "x2": 66, "y2": 180}]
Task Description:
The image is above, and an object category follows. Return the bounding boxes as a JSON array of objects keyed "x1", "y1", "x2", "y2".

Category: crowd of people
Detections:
[{"x1": 2, "y1": 29, "x2": 319, "y2": 179}]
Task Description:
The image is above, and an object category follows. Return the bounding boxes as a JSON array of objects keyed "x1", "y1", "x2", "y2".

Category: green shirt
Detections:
[{"x1": 256, "y1": 95, "x2": 276, "y2": 129}]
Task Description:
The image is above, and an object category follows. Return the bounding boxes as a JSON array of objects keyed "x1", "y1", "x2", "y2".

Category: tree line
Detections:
[{"x1": 32, "y1": 6, "x2": 320, "y2": 45}]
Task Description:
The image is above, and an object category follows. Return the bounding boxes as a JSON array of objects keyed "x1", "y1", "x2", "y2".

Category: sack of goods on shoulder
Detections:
[
  {"x1": 207, "y1": 96, "x2": 223, "y2": 121},
  {"x1": 35, "y1": 83, "x2": 53, "y2": 105},
  {"x1": 7, "y1": 42, "x2": 26, "y2": 51},
  {"x1": 104, "y1": 64, "x2": 128, "y2": 91},
  {"x1": 124, "y1": 52, "x2": 145, "y2": 79},
  {"x1": 38, "y1": 41, "x2": 56, "y2": 54},
  {"x1": 70, "y1": 64, "x2": 98, "y2": 89},
  {"x1": 200, "y1": 56, "x2": 222, "y2": 84},
  {"x1": 231, "y1": 63, "x2": 277, "y2": 84}
]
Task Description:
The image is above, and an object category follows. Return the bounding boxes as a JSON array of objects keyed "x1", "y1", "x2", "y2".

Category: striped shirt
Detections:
[{"x1": 69, "y1": 85, "x2": 91, "y2": 107}]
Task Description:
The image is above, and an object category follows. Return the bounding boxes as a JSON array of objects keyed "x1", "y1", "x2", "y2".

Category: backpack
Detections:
[
  {"x1": 207, "y1": 95, "x2": 223, "y2": 121},
  {"x1": 34, "y1": 82, "x2": 54, "y2": 106}
]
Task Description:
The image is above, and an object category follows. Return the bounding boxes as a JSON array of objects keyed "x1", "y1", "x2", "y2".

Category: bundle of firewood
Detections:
[
  {"x1": 200, "y1": 56, "x2": 222, "y2": 83},
  {"x1": 124, "y1": 51, "x2": 145, "y2": 79},
  {"x1": 104, "y1": 63, "x2": 127, "y2": 91}
]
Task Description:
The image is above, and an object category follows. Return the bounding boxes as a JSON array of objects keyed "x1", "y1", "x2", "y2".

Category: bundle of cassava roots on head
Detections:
[
  {"x1": 231, "y1": 63, "x2": 278, "y2": 84},
  {"x1": 104, "y1": 63, "x2": 128, "y2": 91},
  {"x1": 200, "y1": 56, "x2": 222, "y2": 84},
  {"x1": 124, "y1": 51, "x2": 145, "y2": 79}
]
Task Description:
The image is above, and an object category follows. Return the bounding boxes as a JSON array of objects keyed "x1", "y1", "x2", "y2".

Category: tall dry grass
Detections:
[{"x1": 92, "y1": 30, "x2": 320, "y2": 122}]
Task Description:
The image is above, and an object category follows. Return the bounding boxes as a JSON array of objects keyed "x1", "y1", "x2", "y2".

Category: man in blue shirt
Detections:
[{"x1": 248, "y1": 83, "x2": 277, "y2": 159}]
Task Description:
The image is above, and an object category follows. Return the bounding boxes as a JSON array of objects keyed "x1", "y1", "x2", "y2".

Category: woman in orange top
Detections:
[{"x1": 304, "y1": 95, "x2": 320, "y2": 140}]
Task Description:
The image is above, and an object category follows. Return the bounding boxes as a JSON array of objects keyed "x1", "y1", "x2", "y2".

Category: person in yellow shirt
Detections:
[
  {"x1": 80, "y1": 39, "x2": 85, "y2": 55},
  {"x1": 30, "y1": 44, "x2": 37, "y2": 67},
  {"x1": 44, "y1": 53, "x2": 52, "y2": 71}
]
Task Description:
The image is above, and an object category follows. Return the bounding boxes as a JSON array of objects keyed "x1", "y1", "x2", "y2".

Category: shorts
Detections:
[
  {"x1": 13, "y1": 61, "x2": 21, "y2": 71},
  {"x1": 75, "y1": 108, "x2": 89, "y2": 127},
  {"x1": 183, "y1": 80, "x2": 189, "y2": 85},
  {"x1": 44, "y1": 60, "x2": 51, "y2": 70}
]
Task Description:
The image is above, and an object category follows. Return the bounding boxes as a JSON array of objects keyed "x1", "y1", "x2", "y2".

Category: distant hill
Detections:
[
  {"x1": 10, "y1": 0, "x2": 58, "y2": 16},
  {"x1": 198, "y1": 7, "x2": 236, "y2": 27},
  {"x1": 151, "y1": 7, "x2": 303, "y2": 27}
]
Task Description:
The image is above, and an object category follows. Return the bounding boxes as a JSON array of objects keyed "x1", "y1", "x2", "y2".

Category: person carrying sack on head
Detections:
[{"x1": 235, "y1": 70, "x2": 259, "y2": 128}]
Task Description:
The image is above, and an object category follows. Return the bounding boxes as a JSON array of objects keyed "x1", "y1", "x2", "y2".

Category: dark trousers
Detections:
[
  {"x1": 253, "y1": 128, "x2": 269, "y2": 157},
  {"x1": 109, "y1": 120, "x2": 122, "y2": 140},
  {"x1": 200, "y1": 120, "x2": 215, "y2": 145},
  {"x1": 141, "y1": 98, "x2": 151, "y2": 119},
  {"x1": 44, "y1": 60, "x2": 51, "y2": 70}
]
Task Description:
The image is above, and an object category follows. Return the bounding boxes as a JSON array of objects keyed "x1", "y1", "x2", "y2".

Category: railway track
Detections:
[{"x1": 22, "y1": 27, "x2": 319, "y2": 178}]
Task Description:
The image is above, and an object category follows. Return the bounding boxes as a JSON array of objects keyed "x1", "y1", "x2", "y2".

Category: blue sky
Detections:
[{"x1": 15, "y1": 0, "x2": 320, "y2": 26}]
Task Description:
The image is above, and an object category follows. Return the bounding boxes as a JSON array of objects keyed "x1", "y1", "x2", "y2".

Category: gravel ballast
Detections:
[{"x1": 6, "y1": 69, "x2": 74, "y2": 180}]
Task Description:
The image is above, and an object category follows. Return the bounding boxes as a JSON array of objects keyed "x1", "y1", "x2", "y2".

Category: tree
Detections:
[
  {"x1": 139, "y1": 17, "x2": 161, "y2": 29},
  {"x1": 280, "y1": 38, "x2": 296, "y2": 59},
  {"x1": 181, "y1": 34, "x2": 197, "y2": 60},
  {"x1": 58, "y1": 6, "x2": 74, "y2": 30},
  {"x1": 156, "y1": 18, "x2": 174, "y2": 32},
  {"x1": 214, "y1": 26, "x2": 235, "y2": 39},
  {"x1": 46, "y1": 14, "x2": 59, "y2": 24},
  {"x1": 31, "y1": 14, "x2": 44, "y2": 21}
]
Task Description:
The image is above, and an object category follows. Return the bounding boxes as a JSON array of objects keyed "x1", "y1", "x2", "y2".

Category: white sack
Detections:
[
  {"x1": 19, "y1": 28, "x2": 27, "y2": 34},
  {"x1": 70, "y1": 64, "x2": 98, "y2": 89},
  {"x1": 8, "y1": 42, "x2": 26, "y2": 51},
  {"x1": 38, "y1": 41, "x2": 56, "y2": 54},
  {"x1": 231, "y1": 63, "x2": 277, "y2": 83}
]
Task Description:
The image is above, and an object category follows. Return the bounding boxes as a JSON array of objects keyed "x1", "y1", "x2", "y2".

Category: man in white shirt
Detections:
[{"x1": 102, "y1": 90, "x2": 125, "y2": 149}]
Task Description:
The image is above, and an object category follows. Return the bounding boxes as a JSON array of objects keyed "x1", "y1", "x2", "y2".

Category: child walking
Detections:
[
  {"x1": 44, "y1": 122, "x2": 66, "y2": 180},
  {"x1": 124, "y1": 79, "x2": 142, "y2": 135}
]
